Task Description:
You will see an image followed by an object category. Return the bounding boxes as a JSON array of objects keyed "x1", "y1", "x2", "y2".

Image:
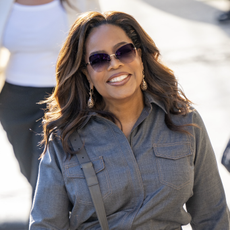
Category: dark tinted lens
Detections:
[
  {"x1": 89, "y1": 53, "x2": 110, "y2": 72},
  {"x1": 115, "y1": 43, "x2": 136, "y2": 63}
]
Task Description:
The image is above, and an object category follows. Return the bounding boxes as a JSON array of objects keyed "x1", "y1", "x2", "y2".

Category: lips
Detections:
[
  {"x1": 108, "y1": 74, "x2": 129, "y2": 83},
  {"x1": 107, "y1": 73, "x2": 131, "y2": 86},
  {"x1": 107, "y1": 72, "x2": 131, "y2": 85}
]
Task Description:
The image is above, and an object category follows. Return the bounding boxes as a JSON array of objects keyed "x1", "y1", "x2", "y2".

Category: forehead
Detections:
[{"x1": 85, "y1": 24, "x2": 132, "y2": 54}]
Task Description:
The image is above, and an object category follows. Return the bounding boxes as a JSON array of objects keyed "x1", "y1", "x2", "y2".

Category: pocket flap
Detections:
[
  {"x1": 65, "y1": 156, "x2": 105, "y2": 178},
  {"x1": 153, "y1": 142, "x2": 192, "y2": 160}
]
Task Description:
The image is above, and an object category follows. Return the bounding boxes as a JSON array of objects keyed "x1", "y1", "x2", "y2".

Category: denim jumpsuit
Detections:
[{"x1": 30, "y1": 92, "x2": 230, "y2": 230}]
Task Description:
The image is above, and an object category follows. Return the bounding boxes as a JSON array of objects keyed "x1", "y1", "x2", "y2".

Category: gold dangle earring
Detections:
[
  {"x1": 88, "y1": 88, "x2": 94, "y2": 108},
  {"x1": 141, "y1": 71, "x2": 147, "y2": 91}
]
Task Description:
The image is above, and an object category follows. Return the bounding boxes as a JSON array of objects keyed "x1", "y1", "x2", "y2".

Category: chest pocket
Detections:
[
  {"x1": 153, "y1": 142, "x2": 194, "y2": 190},
  {"x1": 64, "y1": 156, "x2": 112, "y2": 205}
]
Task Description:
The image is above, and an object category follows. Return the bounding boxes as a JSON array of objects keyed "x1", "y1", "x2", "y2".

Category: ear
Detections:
[
  {"x1": 136, "y1": 48, "x2": 144, "y2": 70},
  {"x1": 137, "y1": 48, "x2": 142, "y2": 58},
  {"x1": 82, "y1": 68, "x2": 94, "y2": 89},
  {"x1": 137, "y1": 48, "x2": 143, "y2": 68}
]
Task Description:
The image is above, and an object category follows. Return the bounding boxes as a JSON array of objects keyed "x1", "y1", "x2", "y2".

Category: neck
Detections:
[{"x1": 105, "y1": 92, "x2": 145, "y2": 135}]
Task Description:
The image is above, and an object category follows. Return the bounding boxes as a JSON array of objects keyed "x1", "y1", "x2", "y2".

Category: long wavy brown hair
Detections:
[{"x1": 41, "y1": 11, "x2": 194, "y2": 155}]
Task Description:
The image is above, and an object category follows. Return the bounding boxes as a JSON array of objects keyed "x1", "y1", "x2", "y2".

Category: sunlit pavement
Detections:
[{"x1": 0, "y1": 0, "x2": 230, "y2": 229}]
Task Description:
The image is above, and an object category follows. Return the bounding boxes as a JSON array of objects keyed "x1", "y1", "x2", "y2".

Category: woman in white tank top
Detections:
[{"x1": 0, "y1": 0, "x2": 100, "y2": 201}]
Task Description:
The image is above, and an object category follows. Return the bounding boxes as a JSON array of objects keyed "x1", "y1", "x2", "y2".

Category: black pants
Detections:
[{"x1": 0, "y1": 82, "x2": 53, "y2": 194}]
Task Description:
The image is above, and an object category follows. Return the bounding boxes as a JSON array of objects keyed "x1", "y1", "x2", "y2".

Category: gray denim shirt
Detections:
[{"x1": 30, "y1": 92, "x2": 230, "y2": 230}]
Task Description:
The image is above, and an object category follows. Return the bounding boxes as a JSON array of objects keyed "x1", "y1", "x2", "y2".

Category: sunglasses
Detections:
[{"x1": 86, "y1": 43, "x2": 136, "y2": 72}]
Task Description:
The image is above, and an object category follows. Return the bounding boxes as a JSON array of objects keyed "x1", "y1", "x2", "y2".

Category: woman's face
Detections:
[{"x1": 85, "y1": 24, "x2": 144, "y2": 106}]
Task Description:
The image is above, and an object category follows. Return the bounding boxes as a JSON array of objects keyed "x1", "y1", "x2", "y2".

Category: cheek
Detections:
[{"x1": 88, "y1": 71, "x2": 105, "y2": 89}]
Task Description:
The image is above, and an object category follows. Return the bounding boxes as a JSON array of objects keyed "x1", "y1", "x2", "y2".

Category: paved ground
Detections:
[{"x1": 0, "y1": 0, "x2": 230, "y2": 229}]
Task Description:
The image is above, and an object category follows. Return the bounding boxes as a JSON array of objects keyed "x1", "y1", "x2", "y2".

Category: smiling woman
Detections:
[{"x1": 29, "y1": 11, "x2": 230, "y2": 230}]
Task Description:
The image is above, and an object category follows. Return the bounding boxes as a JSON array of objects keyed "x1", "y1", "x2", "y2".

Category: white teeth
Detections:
[{"x1": 109, "y1": 75, "x2": 128, "y2": 83}]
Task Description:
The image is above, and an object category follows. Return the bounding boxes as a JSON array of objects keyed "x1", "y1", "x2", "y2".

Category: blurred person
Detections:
[
  {"x1": 0, "y1": 0, "x2": 101, "y2": 195},
  {"x1": 217, "y1": 0, "x2": 230, "y2": 22},
  {"x1": 222, "y1": 138, "x2": 230, "y2": 172},
  {"x1": 30, "y1": 11, "x2": 230, "y2": 229}
]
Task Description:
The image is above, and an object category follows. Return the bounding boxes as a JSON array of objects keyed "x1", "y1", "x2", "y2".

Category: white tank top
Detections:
[{"x1": 2, "y1": 0, "x2": 69, "y2": 87}]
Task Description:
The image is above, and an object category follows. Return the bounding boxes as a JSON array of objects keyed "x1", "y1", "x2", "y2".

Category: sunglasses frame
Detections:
[{"x1": 86, "y1": 43, "x2": 137, "y2": 71}]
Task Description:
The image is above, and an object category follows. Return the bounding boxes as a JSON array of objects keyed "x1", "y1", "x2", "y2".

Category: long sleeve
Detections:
[
  {"x1": 29, "y1": 141, "x2": 71, "y2": 230},
  {"x1": 186, "y1": 111, "x2": 230, "y2": 229}
]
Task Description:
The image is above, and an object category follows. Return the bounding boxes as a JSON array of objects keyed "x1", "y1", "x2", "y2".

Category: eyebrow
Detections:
[{"x1": 89, "y1": 41, "x2": 129, "y2": 56}]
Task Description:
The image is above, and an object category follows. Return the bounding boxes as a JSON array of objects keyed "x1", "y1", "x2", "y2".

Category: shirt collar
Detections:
[
  {"x1": 79, "y1": 92, "x2": 167, "y2": 129},
  {"x1": 144, "y1": 92, "x2": 167, "y2": 114}
]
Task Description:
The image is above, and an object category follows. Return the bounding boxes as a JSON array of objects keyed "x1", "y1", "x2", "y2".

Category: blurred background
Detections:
[{"x1": 0, "y1": 0, "x2": 230, "y2": 229}]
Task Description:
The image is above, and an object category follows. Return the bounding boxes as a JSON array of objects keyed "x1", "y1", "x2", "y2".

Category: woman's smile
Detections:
[{"x1": 107, "y1": 73, "x2": 131, "y2": 86}]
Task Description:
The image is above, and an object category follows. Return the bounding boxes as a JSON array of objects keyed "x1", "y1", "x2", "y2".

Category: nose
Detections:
[{"x1": 107, "y1": 54, "x2": 123, "y2": 71}]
